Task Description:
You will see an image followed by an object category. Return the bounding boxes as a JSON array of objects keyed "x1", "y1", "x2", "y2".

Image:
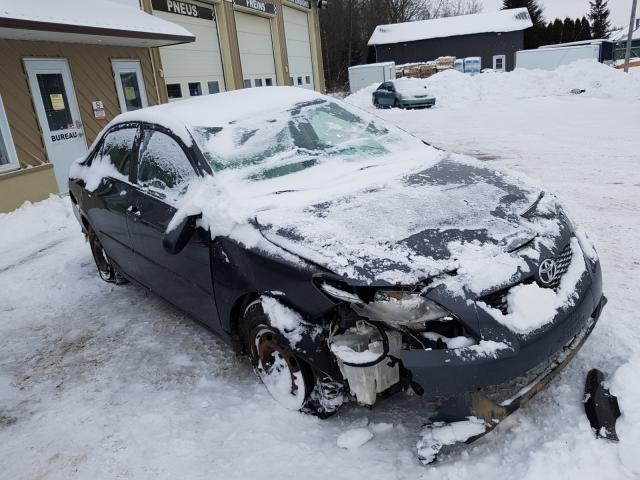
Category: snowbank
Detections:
[
  {"x1": 610, "y1": 356, "x2": 640, "y2": 475},
  {"x1": 346, "y1": 61, "x2": 640, "y2": 110}
]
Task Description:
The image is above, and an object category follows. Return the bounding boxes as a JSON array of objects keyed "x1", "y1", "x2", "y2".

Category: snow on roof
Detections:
[
  {"x1": 118, "y1": 87, "x2": 322, "y2": 128},
  {"x1": 0, "y1": 0, "x2": 194, "y2": 47},
  {"x1": 368, "y1": 8, "x2": 533, "y2": 46},
  {"x1": 109, "y1": 87, "x2": 323, "y2": 145},
  {"x1": 610, "y1": 25, "x2": 640, "y2": 42}
]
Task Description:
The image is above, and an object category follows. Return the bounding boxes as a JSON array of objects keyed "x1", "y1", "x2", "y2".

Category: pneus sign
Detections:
[
  {"x1": 151, "y1": 0, "x2": 214, "y2": 20},
  {"x1": 234, "y1": 0, "x2": 277, "y2": 15}
]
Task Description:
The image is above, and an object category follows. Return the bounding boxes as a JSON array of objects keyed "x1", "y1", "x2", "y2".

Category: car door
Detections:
[
  {"x1": 82, "y1": 125, "x2": 139, "y2": 277},
  {"x1": 379, "y1": 82, "x2": 395, "y2": 106},
  {"x1": 127, "y1": 127, "x2": 219, "y2": 327}
]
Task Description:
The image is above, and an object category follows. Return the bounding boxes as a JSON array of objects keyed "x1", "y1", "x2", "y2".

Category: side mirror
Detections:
[{"x1": 162, "y1": 215, "x2": 197, "y2": 255}]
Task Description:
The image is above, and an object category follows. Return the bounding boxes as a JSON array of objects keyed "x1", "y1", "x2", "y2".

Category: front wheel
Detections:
[
  {"x1": 241, "y1": 301, "x2": 343, "y2": 418},
  {"x1": 394, "y1": 99, "x2": 401, "y2": 109}
]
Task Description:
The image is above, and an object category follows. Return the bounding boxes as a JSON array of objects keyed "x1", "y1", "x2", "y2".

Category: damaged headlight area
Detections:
[
  {"x1": 318, "y1": 280, "x2": 478, "y2": 351},
  {"x1": 317, "y1": 279, "x2": 479, "y2": 406}
]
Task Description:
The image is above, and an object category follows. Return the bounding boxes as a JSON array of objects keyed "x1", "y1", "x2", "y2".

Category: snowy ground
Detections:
[{"x1": 1, "y1": 63, "x2": 640, "y2": 479}]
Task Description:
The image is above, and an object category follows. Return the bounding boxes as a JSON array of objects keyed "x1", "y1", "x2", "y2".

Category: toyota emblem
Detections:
[{"x1": 538, "y1": 258, "x2": 558, "y2": 285}]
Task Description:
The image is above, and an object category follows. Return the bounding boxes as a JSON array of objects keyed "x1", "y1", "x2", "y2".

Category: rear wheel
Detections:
[
  {"x1": 394, "y1": 99, "x2": 401, "y2": 109},
  {"x1": 241, "y1": 301, "x2": 342, "y2": 417},
  {"x1": 373, "y1": 99, "x2": 380, "y2": 109},
  {"x1": 88, "y1": 230, "x2": 127, "y2": 284}
]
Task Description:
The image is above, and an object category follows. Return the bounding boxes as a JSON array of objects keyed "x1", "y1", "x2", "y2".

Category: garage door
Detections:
[
  {"x1": 154, "y1": 5, "x2": 226, "y2": 101},
  {"x1": 235, "y1": 11, "x2": 277, "y2": 88},
  {"x1": 283, "y1": 6, "x2": 314, "y2": 90}
]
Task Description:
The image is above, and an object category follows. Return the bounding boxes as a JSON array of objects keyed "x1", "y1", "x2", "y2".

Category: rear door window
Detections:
[
  {"x1": 136, "y1": 129, "x2": 196, "y2": 196},
  {"x1": 98, "y1": 127, "x2": 138, "y2": 176}
]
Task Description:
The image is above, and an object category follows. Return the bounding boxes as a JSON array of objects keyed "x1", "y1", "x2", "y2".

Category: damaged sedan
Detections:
[{"x1": 68, "y1": 87, "x2": 605, "y2": 462}]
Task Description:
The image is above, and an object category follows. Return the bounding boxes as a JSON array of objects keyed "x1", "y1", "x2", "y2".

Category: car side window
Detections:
[
  {"x1": 385, "y1": 83, "x2": 395, "y2": 92},
  {"x1": 137, "y1": 129, "x2": 196, "y2": 194},
  {"x1": 98, "y1": 128, "x2": 137, "y2": 176}
]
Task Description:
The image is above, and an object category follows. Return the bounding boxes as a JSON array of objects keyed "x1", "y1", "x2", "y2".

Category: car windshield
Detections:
[{"x1": 191, "y1": 99, "x2": 414, "y2": 181}]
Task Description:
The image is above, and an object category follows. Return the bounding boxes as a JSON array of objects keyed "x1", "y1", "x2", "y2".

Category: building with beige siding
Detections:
[
  {"x1": 144, "y1": 0, "x2": 325, "y2": 100},
  {"x1": 0, "y1": 0, "x2": 194, "y2": 213},
  {"x1": 0, "y1": 0, "x2": 326, "y2": 213}
]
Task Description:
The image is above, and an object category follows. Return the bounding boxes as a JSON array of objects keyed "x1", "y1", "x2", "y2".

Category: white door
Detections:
[
  {"x1": 112, "y1": 60, "x2": 148, "y2": 112},
  {"x1": 235, "y1": 12, "x2": 277, "y2": 87},
  {"x1": 283, "y1": 6, "x2": 314, "y2": 90},
  {"x1": 154, "y1": 7, "x2": 226, "y2": 101},
  {"x1": 24, "y1": 59, "x2": 87, "y2": 192}
]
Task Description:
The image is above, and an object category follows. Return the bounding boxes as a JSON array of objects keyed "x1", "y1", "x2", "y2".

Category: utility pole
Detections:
[{"x1": 624, "y1": 0, "x2": 638, "y2": 72}]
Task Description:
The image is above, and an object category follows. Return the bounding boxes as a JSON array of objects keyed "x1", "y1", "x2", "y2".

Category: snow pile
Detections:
[
  {"x1": 454, "y1": 340, "x2": 511, "y2": 359},
  {"x1": 69, "y1": 154, "x2": 128, "y2": 192},
  {"x1": 609, "y1": 355, "x2": 640, "y2": 475},
  {"x1": 0, "y1": 195, "x2": 74, "y2": 269},
  {"x1": 336, "y1": 427, "x2": 374, "y2": 449},
  {"x1": 260, "y1": 296, "x2": 320, "y2": 347},
  {"x1": 417, "y1": 417, "x2": 487, "y2": 464},
  {"x1": 346, "y1": 61, "x2": 640, "y2": 110}
]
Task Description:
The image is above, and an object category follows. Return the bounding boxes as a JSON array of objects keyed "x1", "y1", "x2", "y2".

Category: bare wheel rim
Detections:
[
  {"x1": 90, "y1": 235, "x2": 113, "y2": 281},
  {"x1": 252, "y1": 326, "x2": 308, "y2": 411}
]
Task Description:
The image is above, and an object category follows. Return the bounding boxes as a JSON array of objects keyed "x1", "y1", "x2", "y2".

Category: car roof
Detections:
[{"x1": 115, "y1": 86, "x2": 323, "y2": 131}]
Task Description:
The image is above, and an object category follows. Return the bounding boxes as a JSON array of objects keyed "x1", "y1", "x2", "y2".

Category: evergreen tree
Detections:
[
  {"x1": 551, "y1": 18, "x2": 564, "y2": 43},
  {"x1": 563, "y1": 17, "x2": 576, "y2": 42},
  {"x1": 581, "y1": 17, "x2": 593, "y2": 40},
  {"x1": 573, "y1": 17, "x2": 584, "y2": 41},
  {"x1": 588, "y1": 0, "x2": 611, "y2": 39},
  {"x1": 502, "y1": 0, "x2": 546, "y2": 48}
]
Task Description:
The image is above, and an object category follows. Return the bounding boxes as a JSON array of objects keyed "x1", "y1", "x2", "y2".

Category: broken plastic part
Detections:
[
  {"x1": 330, "y1": 323, "x2": 401, "y2": 406},
  {"x1": 584, "y1": 368, "x2": 621, "y2": 441},
  {"x1": 417, "y1": 417, "x2": 487, "y2": 465},
  {"x1": 317, "y1": 282, "x2": 362, "y2": 303}
]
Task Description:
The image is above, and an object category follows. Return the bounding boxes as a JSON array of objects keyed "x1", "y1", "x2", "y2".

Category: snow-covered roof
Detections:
[
  {"x1": 0, "y1": 0, "x2": 194, "y2": 47},
  {"x1": 368, "y1": 8, "x2": 533, "y2": 46},
  {"x1": 117, "y1": 87, "x2": 321, "y2": 130},
  {"x1": 610, "y1": 25, "x2": 640, "y2": 42}
]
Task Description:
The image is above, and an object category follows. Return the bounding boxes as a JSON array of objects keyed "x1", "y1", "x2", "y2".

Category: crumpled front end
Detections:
[{"x1": 317, "y1": 222, "x2": 604, "y2": 413}]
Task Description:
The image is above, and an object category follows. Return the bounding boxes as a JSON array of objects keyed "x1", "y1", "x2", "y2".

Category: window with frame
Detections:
[
  {"x1": 137, "y1": 130, "x2": 196, "y2": 194},
  {"x1": 207, "y1": 81, "x2": 220, "y2": 94},
  {"x1": 243, "y1": 79, "x2": 252, "y2": 88},
  {"x1": 189, "y1": 82, "x2": 202, "y2": 96},
  {"x1": 0, "y1": 95, "x2": 20, "y2": 174},
  {"x1": 98, "y1": 128, "x2": 137, "y2": 176},
  {"x1": 167, "y1": 83, "x2": 182, "y2": 99},
  {"x1": 265, "y1": 78, "x2": 273, "y2": 87}
]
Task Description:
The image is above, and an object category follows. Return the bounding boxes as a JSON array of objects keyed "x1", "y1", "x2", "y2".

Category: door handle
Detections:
[{"x1": 127, "y1": 205, "x2": 141, "y2": 219}]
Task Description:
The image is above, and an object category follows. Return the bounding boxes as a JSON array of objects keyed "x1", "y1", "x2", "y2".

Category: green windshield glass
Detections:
[{"x1": 192, "y1": 100, "x2": 396, "y2": 181}]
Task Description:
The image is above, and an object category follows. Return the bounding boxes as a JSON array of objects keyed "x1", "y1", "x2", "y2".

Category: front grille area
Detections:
[
  {"x1": 547, "y1": 243, "x2": 573, "y2": 289},
  {"x1": 481, "y1": 241, "x2": 574, "y2": 315}
]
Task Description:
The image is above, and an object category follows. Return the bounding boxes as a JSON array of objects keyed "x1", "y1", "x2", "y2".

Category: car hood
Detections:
[{"x1": 255, "y1": 155, "x2": 558, "y2": 288}]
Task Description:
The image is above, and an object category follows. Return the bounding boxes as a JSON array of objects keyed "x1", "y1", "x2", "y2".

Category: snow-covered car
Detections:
[
  {"x1": 372, "y1": 81, "x2": 436, "y2": 109},
  {"x1": 68, "y1": 87, "x2": 604, "y2": 457}
]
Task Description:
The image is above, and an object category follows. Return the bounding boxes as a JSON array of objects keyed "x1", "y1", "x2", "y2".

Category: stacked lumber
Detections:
[{"x1": 435, "y1": 56, "x2": 456, "y2": 72}]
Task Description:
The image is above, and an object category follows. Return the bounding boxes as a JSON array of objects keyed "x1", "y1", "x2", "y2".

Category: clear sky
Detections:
[{"x1": 481, "y1": 0, "x2": 638, "y2": 28}]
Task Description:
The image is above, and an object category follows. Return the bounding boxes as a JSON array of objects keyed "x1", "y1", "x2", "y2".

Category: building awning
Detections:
[{"x1": 0, "y1": 0, "x2": 195, "y2": 47}]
